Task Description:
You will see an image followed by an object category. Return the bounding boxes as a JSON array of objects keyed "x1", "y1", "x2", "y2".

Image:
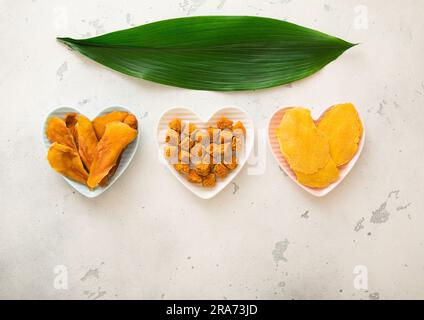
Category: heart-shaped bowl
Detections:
[
  {"x1": 42, "y1": 106, "x2": 140, "y2": 198},
  {"x1": 157, "y1": 106, "x2": 254, "y2": 199},
  {"x1": 268, "y1": 106, "x2": 365, "y2": 197}
]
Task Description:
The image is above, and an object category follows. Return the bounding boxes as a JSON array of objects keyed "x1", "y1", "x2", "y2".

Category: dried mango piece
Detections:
[
  {"x1": 187, "y1": 169, "x2": 202, "y2": 184},
  {"x1": 64, "y1": 113, "x2": 78, "y2": 128},
  {"x1": 75, "y1": 114, "x2": 98, "y2": 170},
  {"x1": 202, "y1": 173, "x2": 216, "y2": 188},
  {"x1": 123, "y1": 114, "x2": 138, "y2": 130},
  {"x1": 92, "y1": 111, "x2": 129, "y2": 139},
  {"x1": 47, "y1": 142, "x2": 88, "y2": 184},
  {"x1": 46, "y1": 117, "x2": 77, "y2": 149},
  {"x1": 317, "y1": 103, "x2": 363, "y2": 166},
  {"x1": 217, "y1": 116, "x2": 233, "y2": 129},
  {"x1": 295, "y1": 158, "x2": 339, "y2": 188},
  {"x1": 195, "y1": 163, "x2": 211, "y2": 177},
  {"x1": 276, "y1": 108, "x2": 330, "y2": 174},
  {"x1": 87, "y1": 122, "x2": 137, "y2": 189},
  {"x1": 214, "y1": 163, "x2": 229, "y2": 179},
  {"x1": 174, "y1": 163, "x2": 190, "y2": 174},
  {"x1": 99, "y1": 154, "x2": 122, "y2": 187},
  {"x1": 64, "y1": 113, "x2": 79, "y2": 147},
  {"x1": 169, "y1": 118, "x2": 182, "y2": 133}
]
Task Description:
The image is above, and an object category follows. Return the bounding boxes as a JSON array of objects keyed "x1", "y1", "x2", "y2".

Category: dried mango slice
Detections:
[
  {"x1": 276, "y1": 108, "x2": 330, "y2": 174},
  {"x1": 87, "y1": 122, "x2": 137, "y2": 189},
  {"x1": 98, "y1": 153, "x2": 122, "y2": 187},
  {"x1": 317, "y1": 103, "x2": 363, "y2": 166},
  {"x1": 92, "y1": 111, "x2": 129, "y2": 139},
  {"x1": 46, "y1": 117, "x2": 77, "y2": 149},
  {"x1": 75, "y1": 114, "x2": 98, "y2": 170},
  {"x1": 294, "y1": 158, "x2": 339, "y2": 188},
  {"x1": 123, "y1": 114, "x2": 138, "y2": 130},
  {"x1": 64, "y1": 113, "x2": 79, "y2": 147},
  {"x1": 47, "y1": 142, "x2": 88, "y2": 184}
]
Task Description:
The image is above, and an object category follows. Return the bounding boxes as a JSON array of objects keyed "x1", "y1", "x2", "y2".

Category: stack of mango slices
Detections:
[
  {"x1": 276, "y1": 103, "x2": 363, "y2": 188},
  {"x1": 46, "y1": 111, "x2": 138, "y2": 189}
]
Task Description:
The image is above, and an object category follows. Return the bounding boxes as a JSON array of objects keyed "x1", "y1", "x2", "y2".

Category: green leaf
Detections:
[{"x1": 57, "y1": 16, "x2": 355, "y2": 91}]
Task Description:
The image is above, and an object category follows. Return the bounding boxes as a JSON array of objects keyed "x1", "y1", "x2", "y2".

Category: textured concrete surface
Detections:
[{"x1": 0, "y1": 0, "x2": 423, "y2": 299}]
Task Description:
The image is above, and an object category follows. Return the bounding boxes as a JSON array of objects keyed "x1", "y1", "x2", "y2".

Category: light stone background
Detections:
[{"x1": 0, "y1": 0, "x2": 423, "y2": 300}]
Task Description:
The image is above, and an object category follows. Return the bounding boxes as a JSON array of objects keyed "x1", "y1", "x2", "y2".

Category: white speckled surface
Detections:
[{"x1": 1, "y1": 0, "x2": 423, "y2": 300}]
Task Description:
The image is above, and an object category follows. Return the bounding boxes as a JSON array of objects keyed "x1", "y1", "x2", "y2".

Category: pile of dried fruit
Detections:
[
  {"x1": 163, "y1": 116, "x2": 246, "y2": 188},
  {"x1": 46, "y1": 111, "x2": 138, "y2": 189},
  {"x1": 276, "y1": 103, "x2": 363, "y2": 188}
]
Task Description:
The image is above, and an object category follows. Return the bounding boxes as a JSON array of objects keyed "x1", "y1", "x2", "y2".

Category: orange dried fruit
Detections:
[
  {"x1": 187, "y1": 169, "x2": 202, "y2": 184},
  {"x1": 317, "y1": 103, "x2": 363, "y2": 166},
  {"x1": 214, "y1": 163, "x2": 229, "y2": 179},
  {"x1": 294, "y1": 158, "x2": 339, "y2": 188},
  {"x1": 87, "y1": 121, "x2": 137, "y2": 189},
  {"x1": 74, "y1": 114, "x2": 98, "y2": 170},
  {"x1": 202, "y1": 173, "x2": 216, "y2": 188},
  {"x1": 92, "y1": 111, "x2": 129, "y2": 139},
  {"x1": 47, "y1": 142, "x2": 88, "y2": 184},
  {"x1": 276, "y1": 107, "x2": 330, "y2": 174},
  {"x1": 123, "y1": 114, "x2": 138, "y2": 130},
  {"x1": 64, "y1": 113, "x2": 79, "y2": 146},
  {"x1": 165, "y1": 117, "x2": 246, "y2": 188},
  {"x1": 195, "y1": 163, "x2": 211, "y2": 177},
  {"x1": 169, "y1": 118, "x2": 182, "y2": 133},
  {"x1": 46, "y1": 117, "x2": 77, "y2": 149},
  {"x1": 174, "y1": 163, "x2": 190, "y2": 175},
  {"x1": 216, "y1": 116, "x2": 233, "y2": 129}
]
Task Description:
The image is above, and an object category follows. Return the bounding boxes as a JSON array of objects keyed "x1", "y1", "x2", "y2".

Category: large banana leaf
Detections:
[{"x1": 57, "y1": 16, "x2": 355, "y2": 91}]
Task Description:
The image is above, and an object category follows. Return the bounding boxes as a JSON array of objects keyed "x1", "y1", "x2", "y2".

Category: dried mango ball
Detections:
[
  {"x1": 187, "y1": 169, "x2": 202, "y2": 184},
  {"x1": 317, "y1": 103, "x2": 363, "y2": 166},
  {"x1": 294, "y1": 158, "x2": 339, "y2": 188},
  {"x1": 202, "y1": 173, "x2": 216, "y2": 188},
  {"x1": 276, "y1": 108, "x2": 330, "y2": 174},
  {"x1": 174, "y1": 163, "x2": 189, "y2": 175}
]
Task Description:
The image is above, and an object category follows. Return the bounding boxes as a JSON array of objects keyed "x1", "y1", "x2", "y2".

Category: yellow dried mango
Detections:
[
  {"x1": 294, "y1": 158, "x2": 339, "y2": 188},
  {"x1": 317, "y1": 103, "x2": 363, "y2": 166},
  {"x1": 87, "y1": 122, "x2": 137, "y2": 189},
  {"x1": 92, "y1": 111, "x2": 129, "y2": 139},
  {"x1": 276, "y1": 108, "x2": 330, "y2": 174},
  {"x1": 47, "y1": 142, "x2": 88, "y2": 184}
]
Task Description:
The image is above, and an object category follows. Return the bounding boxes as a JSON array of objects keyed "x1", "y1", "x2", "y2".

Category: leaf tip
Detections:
[{"x1": 346, "y1": 41, "x2": 359, "y2": 50}]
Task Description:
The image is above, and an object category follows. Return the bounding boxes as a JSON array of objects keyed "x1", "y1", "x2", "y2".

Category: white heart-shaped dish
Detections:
[
  {"x1": 42, "y1": 106, "x2": 140, "y2": 198},
  {"x1": 268, "y1": 106, "x2": 365, "y2": 197},
  {"x1": 157, "y1": 106, "x2": 254, "y2": 199}
]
